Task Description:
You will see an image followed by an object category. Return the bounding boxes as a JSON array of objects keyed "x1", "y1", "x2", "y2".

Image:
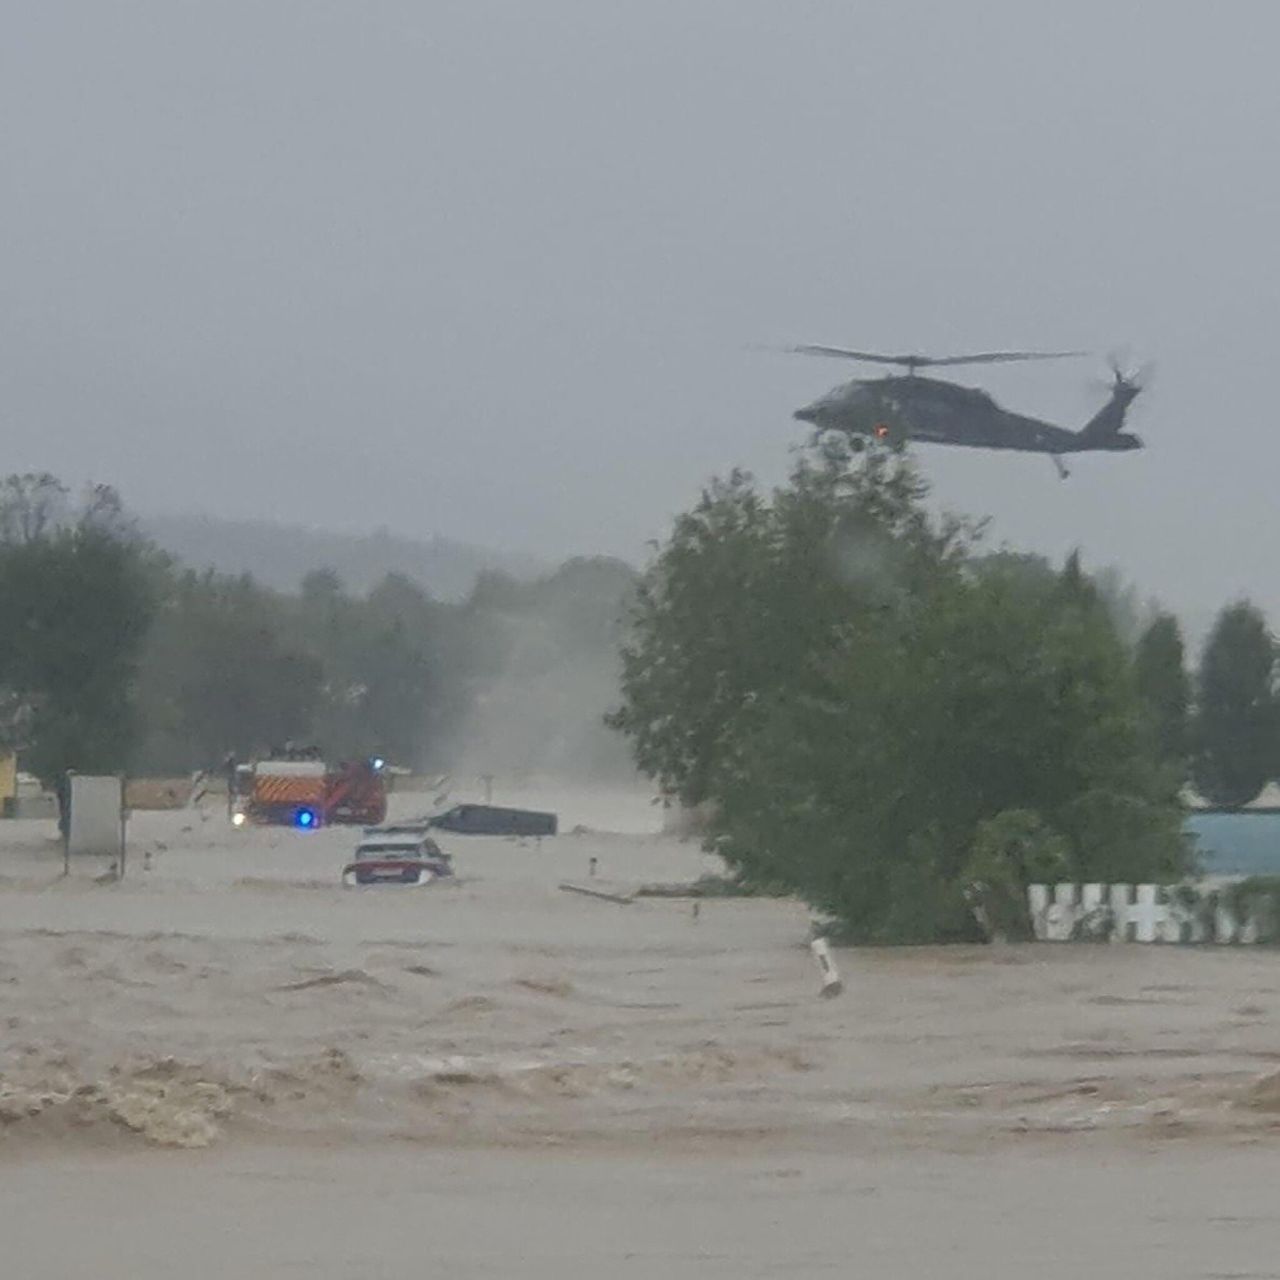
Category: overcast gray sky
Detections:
[{"x1": 3, "y1": 2, "x2": 1277, "y2": 628}]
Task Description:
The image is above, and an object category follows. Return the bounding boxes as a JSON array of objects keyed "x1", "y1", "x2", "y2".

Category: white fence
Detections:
[{"x1": 1027, "y1": 883, "x2": 1266, "y2": 944}]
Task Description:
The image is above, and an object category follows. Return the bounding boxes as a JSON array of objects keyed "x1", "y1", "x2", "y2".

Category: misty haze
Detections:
[{"x1": 4, "y1": 4, "x2": 1280, "y2": 1278}]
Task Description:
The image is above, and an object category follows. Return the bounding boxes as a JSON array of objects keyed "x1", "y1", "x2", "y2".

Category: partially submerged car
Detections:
[
  {"x1": 342, "y1": 823, "x2": 453, "y2": 887},
  {"x1": 428, "y1": 803, "x2": 557, "y2": 837}
]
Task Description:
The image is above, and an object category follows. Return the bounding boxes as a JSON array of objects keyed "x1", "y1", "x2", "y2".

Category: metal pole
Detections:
[
  {"x1": 62, "y1": 770, "x2": 73, "y2": 877},
  {"x1": 118, "y1": 774, "x2": 127, "y2": 880}
]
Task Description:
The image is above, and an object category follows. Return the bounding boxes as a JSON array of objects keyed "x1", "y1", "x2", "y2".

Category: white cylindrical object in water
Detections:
[{"x1": 810, "y1": 937, "x2": 844, "y2": 997}]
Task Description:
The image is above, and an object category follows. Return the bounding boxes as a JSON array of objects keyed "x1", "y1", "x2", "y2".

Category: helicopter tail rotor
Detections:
[
  {"x1": 1088, "y1": 350, "x2": 1151, "y2": 397},
  {"x1": 1116, "y1": 359, "x2": 1155, "y2": 393},
  {"x1": 1080, "y1": 352, "x2": 1148, "y2": 445}
]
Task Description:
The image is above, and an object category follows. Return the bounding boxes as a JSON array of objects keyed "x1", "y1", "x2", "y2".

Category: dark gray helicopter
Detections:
[{"x1": 789, "y1": 346, "x2": 1143, "y2": 478}]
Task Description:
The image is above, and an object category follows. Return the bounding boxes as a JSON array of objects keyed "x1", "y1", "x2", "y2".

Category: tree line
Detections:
[
  {"x1": 4, "y1": 456, "x2": 1278, "y2": 945},
  {"x1": 1127, "y1": 597, "x2": 1280, "y2": 810},
  {"x1": 608, "y1": 438, "x2": 1280, "y2": 941},
  {"x1": 0, "y1": 473, "x2": 636, "y2": 792}
]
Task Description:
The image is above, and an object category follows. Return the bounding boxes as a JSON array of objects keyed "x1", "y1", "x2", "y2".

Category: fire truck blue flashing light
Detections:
[{"x1": 295, "y1": 807, "x2": 317, "y2": 830}]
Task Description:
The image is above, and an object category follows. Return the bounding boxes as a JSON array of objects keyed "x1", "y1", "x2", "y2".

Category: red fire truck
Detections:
[{"x1": 233, "y1": 751, "x2": 388, "y2": 829}]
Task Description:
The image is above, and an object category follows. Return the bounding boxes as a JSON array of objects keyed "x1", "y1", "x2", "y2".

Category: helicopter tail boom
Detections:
[{"x1": 1078, "y1": 369, "x2": 1142, "y2": 447}]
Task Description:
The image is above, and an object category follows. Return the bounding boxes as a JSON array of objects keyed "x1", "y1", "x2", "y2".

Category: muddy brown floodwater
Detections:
[{"x1": 3, "y1": 783, "x2": 1280, "y2": 1277}]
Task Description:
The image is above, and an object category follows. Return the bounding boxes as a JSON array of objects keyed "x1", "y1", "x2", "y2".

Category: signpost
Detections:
[{"x1": 64, "y1": 772, "x2": 128, "y2": 877}]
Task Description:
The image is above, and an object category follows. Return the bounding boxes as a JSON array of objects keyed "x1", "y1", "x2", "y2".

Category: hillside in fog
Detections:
[{"x1": 144, "y1": 513, "x2": 547, "y2": 599}]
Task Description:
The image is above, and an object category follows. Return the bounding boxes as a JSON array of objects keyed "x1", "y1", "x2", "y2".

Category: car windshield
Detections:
[{"x1": 356, "y1": 842, "x2": 421, "y2": 859}]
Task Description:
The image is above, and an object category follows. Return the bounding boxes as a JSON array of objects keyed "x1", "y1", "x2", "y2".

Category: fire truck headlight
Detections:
[{"x1": 231, "y1": 811, "x2": 246, "y2": 828}]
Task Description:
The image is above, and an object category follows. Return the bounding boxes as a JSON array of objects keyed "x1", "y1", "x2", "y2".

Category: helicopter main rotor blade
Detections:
[
  {"x1": 785, "y1": 345, "x2": 913, "y2": 363},
  {"x1": 924, "y1": 350, "x2": 1087, "y2": 367},
  {"x1": 786, "y1": 346, "x2": 1087, "y2": 368}
]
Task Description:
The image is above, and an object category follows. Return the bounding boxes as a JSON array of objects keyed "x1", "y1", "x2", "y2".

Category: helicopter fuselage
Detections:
[{"x1": 794, "y1": 374, "x2": 1142, "y2": 456}]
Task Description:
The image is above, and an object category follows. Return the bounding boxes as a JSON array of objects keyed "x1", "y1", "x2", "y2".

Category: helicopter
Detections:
[{"x1": 788, "y1": 346, "x2": 1143, "y2": 478}]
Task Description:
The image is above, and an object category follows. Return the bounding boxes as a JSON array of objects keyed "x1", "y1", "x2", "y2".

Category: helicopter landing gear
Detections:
[{"x1": 1051, "y1": 455, "x2": 1070, "y2": 480}]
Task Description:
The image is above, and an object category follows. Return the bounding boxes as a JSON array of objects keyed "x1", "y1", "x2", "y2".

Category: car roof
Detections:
[{"x1": 356, "y1": 835, "x2": 444, "y2": 851}]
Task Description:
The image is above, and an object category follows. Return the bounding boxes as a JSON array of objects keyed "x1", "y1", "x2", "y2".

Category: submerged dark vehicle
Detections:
[
  {"x1": 429, "y1": 804, "x2": 557, "y2": 837},
  {"x1": 789, "y1": 347, "x2": 1143, "y2": 478}
]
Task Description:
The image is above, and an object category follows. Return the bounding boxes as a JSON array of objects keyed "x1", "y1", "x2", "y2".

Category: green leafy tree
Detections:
[
  {"x1": 608, "y1": 469, "x2": 775, "y2": 804},
  {"x1": 137, "y1": 566, "x2": 461, "y2": 773},
  {"x1": 0, "y1": 479, "x2": 155, "y2": 799},
  {"x1": 1192, "y1": 601, "x2": 1279, "y2": 808},
  {"x1": 135, "y1": 571, "x2": 323, "y2": 770},
  {"x1": 0, "y1": 473, "x2": 69, "y2": 544},
  {"x1": 296, "y1": 570, "x2": 452, "y2": 767},
  {"x1": 340, "y1": 573, "x2": 440, "y2": 765},
  {"x1": 1133, "y1": 612, "x2": 1190, "y2": 769},
  {"x1": 963, "y1": 810, "x2": 1071, "y2": 940},
  {"x1": 611, "y1": 442, "x2": 1188, "y2": 941},
  {"x1": 0, "y1": 472, "x2": 636, "y2": 782}
]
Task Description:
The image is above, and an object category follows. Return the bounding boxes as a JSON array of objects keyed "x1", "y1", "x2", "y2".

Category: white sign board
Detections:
[{"x1": 68, "y1": 775, "x2": 123, "y2": 857}]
